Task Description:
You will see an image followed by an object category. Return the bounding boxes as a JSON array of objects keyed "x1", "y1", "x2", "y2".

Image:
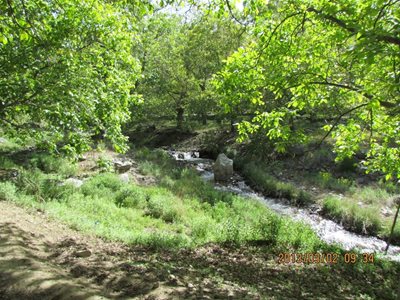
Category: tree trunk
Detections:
[
  {"x1": 230, "y1": 116, "x2": 235, "y2": 133},
  {"x1": 201, "y1": 113, "x2": 207, "y2": 125},
  {"x1": 176, "y1": 107, "x2": 184, "y2": 129},
  {"x1": 385, "y1": 198, "x2": 400, "y2": 253}
]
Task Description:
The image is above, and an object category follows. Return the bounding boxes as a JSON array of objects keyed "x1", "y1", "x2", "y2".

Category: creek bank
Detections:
[{"x1": 167, "y1": 150, "x2": 400, "y2": 261}]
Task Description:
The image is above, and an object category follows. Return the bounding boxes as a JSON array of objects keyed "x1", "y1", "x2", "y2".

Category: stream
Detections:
[{"x1": 168, "y1": 150, "x2": 400, "y2": 262}]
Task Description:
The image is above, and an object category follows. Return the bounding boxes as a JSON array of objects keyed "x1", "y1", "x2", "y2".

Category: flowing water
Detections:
[{"x1": 168, "y1": 150, "x2": 400, "y2": 262}]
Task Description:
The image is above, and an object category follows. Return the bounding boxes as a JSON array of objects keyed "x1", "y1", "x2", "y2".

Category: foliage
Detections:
[
  {"x1": 134, "y1": 11, "x2": 241, "y2": 128},
  {"x1": 96, "y1": 156, "x2": 115, "y2": 173},
  {"x1": 213, "y1": 0, "x2": 400, "y2": 180},
  {"x1": 0, "y1": 0, "x2": 143, "y2": 154},
  {"x1": 28, "y1": 153, "x2": 78, "y2": 177}
]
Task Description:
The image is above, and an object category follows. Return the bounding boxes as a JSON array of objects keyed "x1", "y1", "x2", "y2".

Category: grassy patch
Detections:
[
  {"x1": 235, "y1": 160, "x2": 313, "y2": 207},
  {"x1": 0, "y1": 149, "x2": 325, "y2": 252},
  {"x1": 322, "y1": 193, "x2": 400, "y2": 243},
  {"x1": 0, "y1": 137, "x2": 21, "y2": 152},
  {"x1": 308, "y1": 171, "x2": 354, "y2": 193},
  {"x1": 322, "y1": 196, "x2": 381, "y2": 234}
]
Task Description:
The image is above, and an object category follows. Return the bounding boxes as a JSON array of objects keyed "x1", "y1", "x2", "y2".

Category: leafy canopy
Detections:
[
  {"x1": 0, "y1": 0, "x2": 143, "y2": 154},
  {"x1": 214, "y1": 0, "x2": 400, "y2": 180}
]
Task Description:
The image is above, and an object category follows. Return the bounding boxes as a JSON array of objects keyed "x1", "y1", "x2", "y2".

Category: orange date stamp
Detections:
[{"x1": 277, "y1": 252, "x2": 375, "y2": 264}]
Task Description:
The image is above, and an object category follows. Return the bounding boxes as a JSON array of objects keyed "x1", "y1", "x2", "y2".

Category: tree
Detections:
[
  {"x1": 135, "y1": 9, "x2": 242, "y2": 129},
  {"x1": 135, "y1": 13, "x2": 196, "y2": 129},
  {"x1": 183, "y1": 14, "x2": 242, "y2": 125},
  {"x1": 214, "y1": 0, "x2": 400, "y2": 180},
  {"x1": 0, "y1": 0, "x2": 144, "y2": 154}
]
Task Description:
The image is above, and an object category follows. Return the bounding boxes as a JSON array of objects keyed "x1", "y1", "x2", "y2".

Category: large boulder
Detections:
[{"x1": 213, "y1": 153, "x2": 233, "y2": 182}]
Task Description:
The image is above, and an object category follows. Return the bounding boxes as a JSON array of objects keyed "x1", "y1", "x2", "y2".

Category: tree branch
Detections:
[
  {"x1": 256, "y1": 12, "x2": 302, "y2": 63},
  {"x1": 307, "y1": 6, "x2": 400, "y2": 46},
  {"x1": 374, "y1": 0, "x2": 400, "y2": 28},
  {"x1": 225, "y1": 0, "x2": 246, "y2": 26},
  {"x1": 314, "y1": 102, "x2": 369, "y2": 150}
]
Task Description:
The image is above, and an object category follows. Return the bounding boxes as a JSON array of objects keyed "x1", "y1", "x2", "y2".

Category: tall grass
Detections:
[
  {"x1": 0, "y1": 149, "x2": 325, "y2": 251},
  {"x1": 306, "y1": 171, "x2": 354, "y2": 193},
  {"x1": 236, "y1": 161, "x2": 313, "y2": 207},
  {"x1": 322, "y1": 195, "x2": 400, "y2": 243}
]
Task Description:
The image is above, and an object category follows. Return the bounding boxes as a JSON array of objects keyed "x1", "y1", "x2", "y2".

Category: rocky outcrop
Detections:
[
  {"x1": 213, "y1": 153, "x2": 233, "y2": 182},
  {"x1": 113, "y1": 159, "x2": 133, "y2": 173}
]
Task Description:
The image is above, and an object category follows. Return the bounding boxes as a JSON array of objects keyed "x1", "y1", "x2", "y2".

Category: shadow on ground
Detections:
[{"x1": 1, "y1": 220, "x2": 399, "y2": 300}]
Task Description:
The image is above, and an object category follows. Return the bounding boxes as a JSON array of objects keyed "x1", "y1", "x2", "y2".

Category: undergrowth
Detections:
[
  {"x1": 0, "y1": 148, "x2": 324, "y2": 251},
  {"x1": 235, "y1": 160, "x2": 313, "y2": 207}
]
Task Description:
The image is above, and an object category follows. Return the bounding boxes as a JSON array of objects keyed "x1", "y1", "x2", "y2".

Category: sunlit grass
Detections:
[{"x1": 0, "y1": 149, "x2": 325, "y2": 251}]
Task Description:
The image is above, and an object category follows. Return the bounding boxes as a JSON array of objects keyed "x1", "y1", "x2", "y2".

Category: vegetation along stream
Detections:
[{"x1": 168, "y1": 150, "x2": 400, "y2": 262}]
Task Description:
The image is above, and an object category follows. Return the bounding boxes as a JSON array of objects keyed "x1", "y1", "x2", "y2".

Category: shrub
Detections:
[
  {"x1": 0, "y1": 182, "x2": 18, "y2": 201},
  {"x1": 81, "y1": 173, "x2": 124, "y2": 198},
  {"x1": 296, "y1": 190, "x2": 313, "y2": 206},
  {"x1": 115, "y1": 186, "x2": 148, "y2": 208},
  {"x1": 29, "y1": 153, "x2": 77, "y2": 177},
  {"x1": 96, "y1": 157, "x2": 114, "y2": 173}
]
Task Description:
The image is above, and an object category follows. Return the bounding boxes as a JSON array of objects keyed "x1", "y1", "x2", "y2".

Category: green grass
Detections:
[
  {"x1": 308, "y1": 171, "x2": 354, "y2": 193},
  {"x1": 322, "y1": 194, "x2": 400, "y2": 243},
  {"x1": 322, "y1": 196, "x2": 381, "y2": 234},
  {"x1": 0, "y1": 137, "x2": 21, "y2": 152},
  {"x1": 233, "y1": 154, "x2": 400, "y2": 245},
  {"x1": 235, "y1": 160, "x2": 313, "y2": 207},
  {"x1": 0, "y1": 149, "x2": 325, "y2": 251}
]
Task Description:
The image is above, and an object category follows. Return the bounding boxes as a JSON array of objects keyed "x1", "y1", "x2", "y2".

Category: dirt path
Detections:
[
  {"x1": 1, "y1": 200, "x2": 399, "y2": 300},
  {"x1": 0, "y1": 200, "x2": 255, "y2": 299}
]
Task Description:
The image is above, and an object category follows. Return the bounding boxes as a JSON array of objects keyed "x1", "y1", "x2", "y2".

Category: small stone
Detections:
[
  {"x1": 168, "y1": 274, "x2": 177, "y2": 283},
  {"x1": 187, "y1": 283, "x2": 194, "y2": 289},
  {"x1": 64, "y1": 178, "x2": 84, "y2": 188},
  {"x1": 74, "y1": 250, "x2": 92, "y2": 258},
  {"x1": 381, "y1": 206, "x2": 393, "y2": 217},
  {"x1": 119, "y1": 173, "x2": 130, "y2": 183}
]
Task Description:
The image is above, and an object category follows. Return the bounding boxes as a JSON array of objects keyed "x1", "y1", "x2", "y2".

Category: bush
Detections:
[
  {"x1": 115, "y1": 186, "x2": 148, "y2": 208},
  {"x1": 296, "y1": 190, "x2": 313, "y2": 206},
  {"x1": 0, "y1": 182, "x2": 18, "y2": 201},
  {"x1": 96, "y1": 156, "x2": 114, "y2": 173},
  {"x1": 29, "y1": 153, "x2": 77, "y2": 177},
  {"x1": 81, "y1": 173, "x2": 124, "y2": 197}
]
